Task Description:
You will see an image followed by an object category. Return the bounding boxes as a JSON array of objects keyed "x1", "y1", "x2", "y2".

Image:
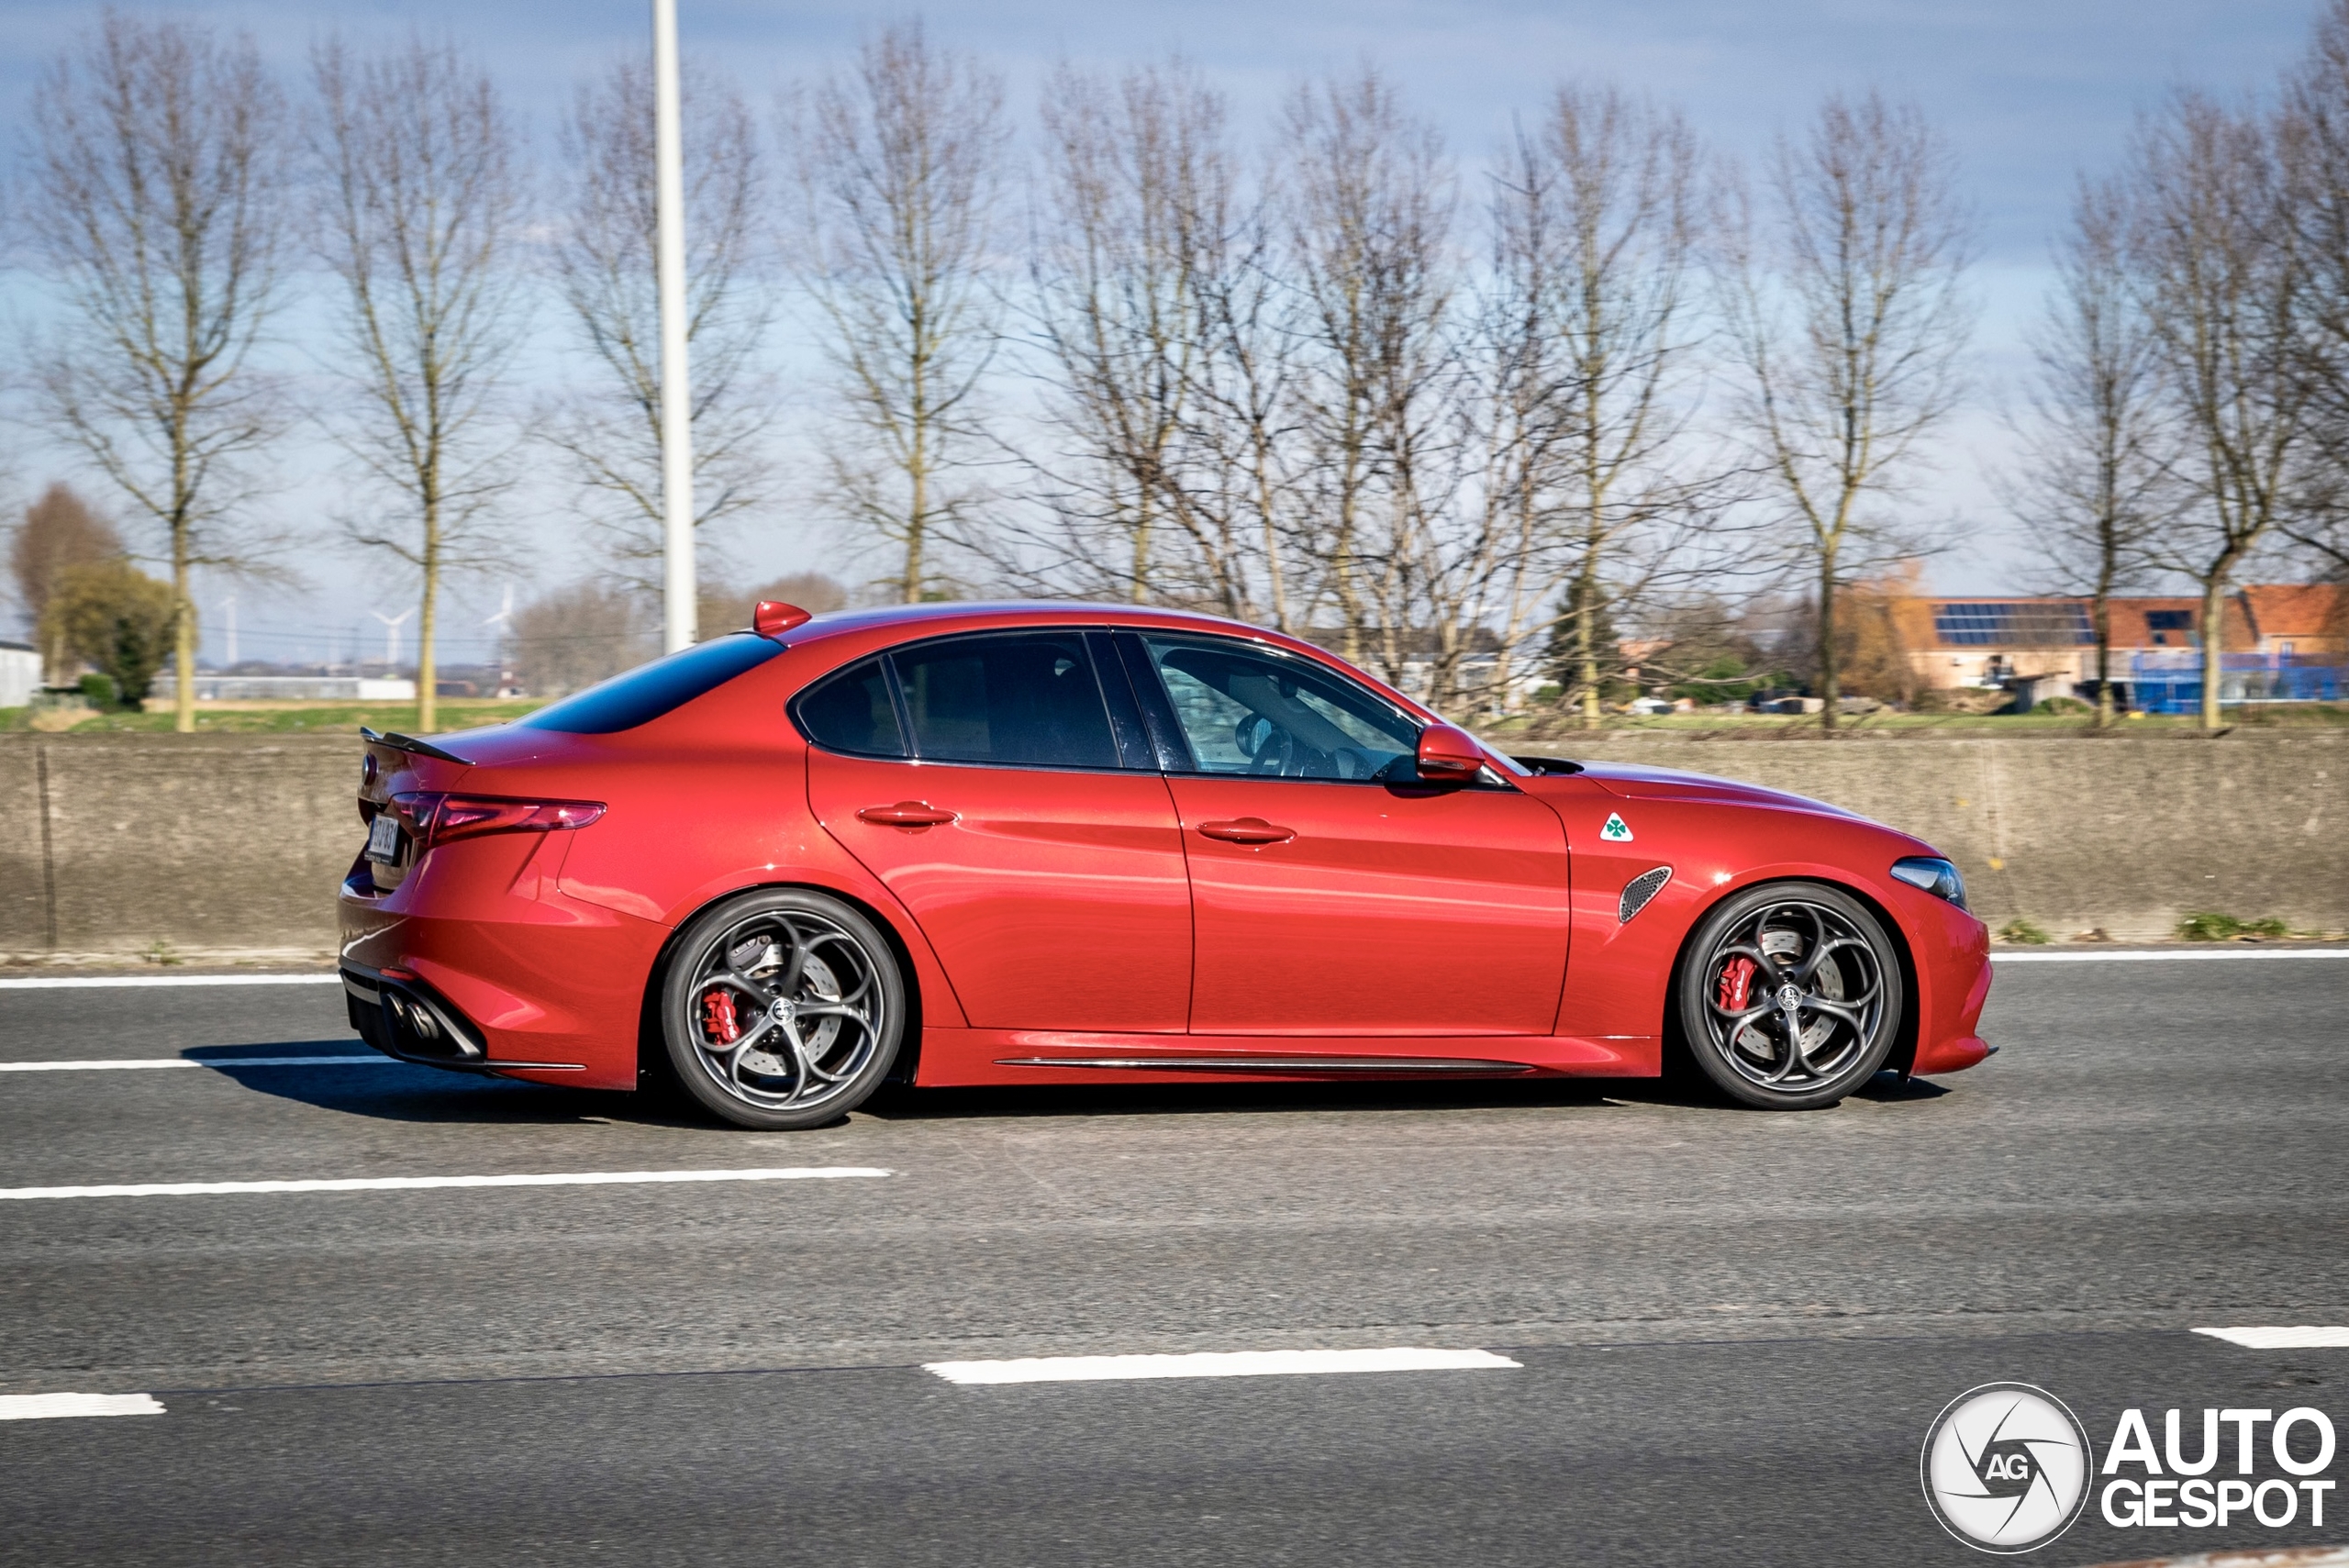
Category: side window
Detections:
[
  {"x1": 892, "y1": 632, "x2": 1121, "y2": 770},
  {"x1": 794, "y1": 658, "x2": 907, "y2": 757},
  {"x1": 1136, "y1": 635, "x2": 1418, "y2": 781}
]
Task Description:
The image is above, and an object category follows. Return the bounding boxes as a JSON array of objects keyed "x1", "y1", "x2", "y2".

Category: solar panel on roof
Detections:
[{"x1": 1931, "y1": 602, "x2": 2094, "y2": 647}]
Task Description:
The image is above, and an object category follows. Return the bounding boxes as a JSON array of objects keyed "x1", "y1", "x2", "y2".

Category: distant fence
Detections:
[
  {"x1": 142, "y1": 675, "x2": 418, "y2": 702},
  {"x1": 0, "y1": 729, "x2": 2343, "y2": 961},
  {"x1": 2128, "y1": 652, "x2": 2346, "y2": 715}
]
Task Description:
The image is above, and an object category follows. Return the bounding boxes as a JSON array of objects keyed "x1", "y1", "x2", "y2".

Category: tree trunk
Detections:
[
  {"x1": 1575, "y1": 558, "x2": 1602, "y2": 732},
  {"x1": 2199, "y1": 570, "x2": 2230, "y2": 729},
  {"x1": 1817, "y1": 555, "x2": 1841, "y2": 733},
  {"x1": 418, "y1": 504, "x2": 440, "y2": 735},
  {"x1": 2091, "y1": 586, "x2": 2113, "y2": 729},
  {"x1": 171, "y1": 559, "x2": 195, "y2": 734},
  {"x1": 905, "y1": 457, "x2": 927, "y2": 605}
]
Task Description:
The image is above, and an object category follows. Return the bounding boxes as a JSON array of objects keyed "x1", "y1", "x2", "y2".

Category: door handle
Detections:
[
  {"x1": 1197, "y1": 817, "x2": 1296, "y2": 845},
  {"x1": 858, "y1": 801, "x2": 958, "y2": 828}
]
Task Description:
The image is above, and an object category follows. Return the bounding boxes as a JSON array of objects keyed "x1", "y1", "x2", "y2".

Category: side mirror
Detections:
[{"x1": 1415, "y1": 723, "x2": 1484, "y2": 780}]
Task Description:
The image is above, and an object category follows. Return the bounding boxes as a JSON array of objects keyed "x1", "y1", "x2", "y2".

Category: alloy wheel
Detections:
[
  {"x1": 678, "y1": 906, "x2": 891, "y2": 1117},
  {"x1": 1693, "y1": 894, "x2": 1892, "y2": 1099}
]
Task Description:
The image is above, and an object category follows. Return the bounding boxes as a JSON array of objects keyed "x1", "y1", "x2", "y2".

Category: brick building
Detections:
[{"x1": 1897, "y1": 584, "x2": 2346, "y2": 694}]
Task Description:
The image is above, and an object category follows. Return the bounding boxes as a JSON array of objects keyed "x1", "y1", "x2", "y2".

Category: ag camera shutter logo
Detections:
[{"x1": 1920, "y1": 1383, "x2": 2092, "y2": 1553}]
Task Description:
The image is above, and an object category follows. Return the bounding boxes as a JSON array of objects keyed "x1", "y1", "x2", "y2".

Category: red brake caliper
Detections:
[
  {"x1": 1717, "y1": 954, "x2": 1758, "y2": 1013},
  {"x1": 702, "y1": 989, "x2": 741, "y2": 1046}
]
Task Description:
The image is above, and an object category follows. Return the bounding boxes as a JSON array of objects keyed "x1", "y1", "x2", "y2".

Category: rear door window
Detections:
[
  {"x1": 892, "y1": 632, "x2": 1120, "y2": 770},
  {"x1": 793, "y1": 658, "x2": 907, "y2": 757}
]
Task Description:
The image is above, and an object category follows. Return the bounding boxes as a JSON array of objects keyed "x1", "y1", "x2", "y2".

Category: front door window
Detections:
[{"x1": 1137, "y1": 635, "x2": 1418, "y2": 782}]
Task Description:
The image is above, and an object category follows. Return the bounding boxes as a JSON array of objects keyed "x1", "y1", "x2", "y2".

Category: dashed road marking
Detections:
[
  {"x1": 2195, "y1": 1326, "x2": 2349, "y2": 1349},
  {"x1": 923, "y1": 1347, "x2": 1523, "y2": 1385},
  {"x1": 0, "y1": 1167, "x2": 893, "y2": 1201},
  {"x1": 0, "y1": 974, "x2": 340, "y2": 989},
  {"x1": 0, "y1": 1393, "x2": 165, "y2": 1420},
  {"x1": 0, "y1": 1056, "x2": 396, "y2": 1073}
]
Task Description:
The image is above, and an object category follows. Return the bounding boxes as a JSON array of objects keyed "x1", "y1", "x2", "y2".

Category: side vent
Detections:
[{"x1": 1618, "y1": 866, "x2": 1673, "y2": 924}]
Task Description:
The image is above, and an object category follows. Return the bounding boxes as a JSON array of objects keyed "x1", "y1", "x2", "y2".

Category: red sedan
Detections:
[{"x1": 339, "y1": 600, "x2": 1992, "y2": 1129}]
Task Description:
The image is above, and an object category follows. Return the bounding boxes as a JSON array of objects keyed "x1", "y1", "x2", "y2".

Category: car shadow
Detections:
[
  {"x1": 183, "y1": 1042, "x2": 691, "y2": 1128},
  {"x1": 190, "y1": 1045, "x2": 1952, "y2": 1129}
]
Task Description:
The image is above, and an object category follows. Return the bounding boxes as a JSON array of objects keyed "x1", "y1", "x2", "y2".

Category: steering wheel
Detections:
[{"x1": 1234, "y1": 714, "x2": 1294, "y2": 774}]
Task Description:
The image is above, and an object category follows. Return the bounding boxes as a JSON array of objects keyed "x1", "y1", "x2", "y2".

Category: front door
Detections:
[
  {"x1": 801, "y1": 631, "x2": 1192, "y2": 1032},
  {"x1": 1123, "y1": 632, "x2": 1572, "y2": 1038}
]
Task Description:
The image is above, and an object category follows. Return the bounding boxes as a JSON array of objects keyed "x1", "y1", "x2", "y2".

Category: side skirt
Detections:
[{"x1": 914, "y1": 1028, "x2": 1657, "y2": 1086}]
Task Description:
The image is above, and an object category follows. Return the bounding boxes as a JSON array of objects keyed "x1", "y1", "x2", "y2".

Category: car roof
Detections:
[
  {"x1": 782, "y1": 599, "x2": 1318, "y2": 652},
  {"x1": 769, "y1": 599, "x2": 1442, "y2": 724}
]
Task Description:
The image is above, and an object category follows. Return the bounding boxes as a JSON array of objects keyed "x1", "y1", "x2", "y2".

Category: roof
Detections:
[
  {"x1": 1895, "y1": 591, "x2": 2338, "y2": 652},
  {"x1": 2241, "y1": 584, "x2": 2345, "y2": 640},
  {"x1": 0, "y1": 639, "x2": 36, "y2": 653}
]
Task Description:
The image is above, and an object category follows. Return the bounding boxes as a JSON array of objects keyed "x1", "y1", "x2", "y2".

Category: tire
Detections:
[
  {"x1": 660, "y1": 888, "x2": 906, "y2": 1130},
  {"x1": 1675, "y1": 881, "x2": 1903, "y2": 1111}
]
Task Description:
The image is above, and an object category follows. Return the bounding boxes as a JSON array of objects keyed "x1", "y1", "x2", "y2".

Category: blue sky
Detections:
[{"x1": 1, "y1": 0, "x2": 2327, "y2": 662}]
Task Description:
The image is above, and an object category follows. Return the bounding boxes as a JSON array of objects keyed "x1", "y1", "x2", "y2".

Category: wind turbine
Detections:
[
  {"x1": 371, "y1": 608, "x2": 416, "y2": 672},
  {"x1": 483, "y1": 586, "x2": 518, "y2": 696}
]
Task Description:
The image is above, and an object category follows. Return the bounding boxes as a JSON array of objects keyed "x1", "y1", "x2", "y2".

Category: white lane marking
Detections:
[
  {"x1": 0, "y1": 974, "x2": 340, "y2": 989},
  {"x1": 0, "y1": 1167, "x2": 892, "y2": 1201},
  {"x1": 1993, "y1": 949, "x2": 2349, "y2": 962},
  {"x1": 2195, "y1": 1326, "x2": 2349, "y2": 1349},
  {"x1": 0, "y1": 1393, "x2": 165, "y2": 1420},
  {"x1": 923, "y1": 1347, "x2": 1523, "y2": 1385},
  {"x1": 0, "y1": 1056, "x2": 395, "y2": 1073}
]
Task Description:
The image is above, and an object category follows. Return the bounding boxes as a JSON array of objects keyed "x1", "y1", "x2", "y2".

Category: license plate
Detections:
[{"x1": 364, "y1": 813, "x2": 402, "y2": 864}]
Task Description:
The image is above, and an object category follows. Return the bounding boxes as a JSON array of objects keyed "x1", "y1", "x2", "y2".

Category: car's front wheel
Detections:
[
  {"x1": 661, "y1": 888, "x2": 905, "y2": 1129},
  {"x1": 1676, "y1": 881, "x2": 1903, "y2": 1110}
]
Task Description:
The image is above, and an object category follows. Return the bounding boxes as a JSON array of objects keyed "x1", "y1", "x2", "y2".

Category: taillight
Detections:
[{"x1": 388, "y1": 792, "x2": 606, "y2": 852}]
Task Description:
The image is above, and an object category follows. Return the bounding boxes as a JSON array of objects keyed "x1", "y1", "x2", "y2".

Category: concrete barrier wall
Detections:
[
  {"x1": 1, "y1": 736, "x2": 362, "y2": 962},
  {"x1": 1519, "y1": 730, "x2": 2347, "y2": 940},
  {"x1": 1, "y1": 729, "x2": 2343, "y2": 962}
]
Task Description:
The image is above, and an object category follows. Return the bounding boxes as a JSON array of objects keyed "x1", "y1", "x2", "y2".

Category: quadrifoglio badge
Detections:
[{"x1": 1922, "y1": 1385, "x2": 2340, "y2": 1553}]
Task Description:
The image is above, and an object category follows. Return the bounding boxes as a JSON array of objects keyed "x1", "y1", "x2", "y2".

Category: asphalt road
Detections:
[{"x1": 3, "y1": 956, "x2": 2346, "y2": 1566}]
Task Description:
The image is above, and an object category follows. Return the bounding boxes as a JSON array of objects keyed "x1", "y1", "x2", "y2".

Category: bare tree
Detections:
[
  {"x1": 1172, "y1": 157, "x2": 1309, "y2": 631},
  {"x1": 27, "y1": 15, "x2": 290, "y2": 733},
  {"x1": 546, "y1": 57, "x2": 773, "y2": 595},
  {"x1": 9, "y1": 483, "x2": 126, "y2": 684},
  {"x1": 2131, "y1": 91, "x2": 2308, "y2": 728},
  {"x1": 1528, "y1": 84, "x2": 1711, "y2": 728},
  {"x1": 1282, "y1": 67, "x2": 1459, "y2": 682},
  {"x1": 2005, "y1": 176, "x2": 2175, "y2": 726},
  {"x1": 1727, "y1": 92, "x2": 1975, "y2": 730},
  {"x1": 510, "y1": 580, "x2": 652, "y2": 698},
  {"x1": 2281, "y1": 0, "x2": 2349, "y2": 581},
  {"x1": 787, "y1": 21, "x2": 1007, "y2": 603},
  {"x1": 1026, "y1": 59, "x2": 1250, "y2": 610},
  {"x1": 311, "y1": 36, "x2": 529, "y2": 734}
]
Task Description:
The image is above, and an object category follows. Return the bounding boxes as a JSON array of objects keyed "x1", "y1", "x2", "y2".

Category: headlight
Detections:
[{"x1": 1889, "y1": 856, "x2": 1967, "y2": 910}]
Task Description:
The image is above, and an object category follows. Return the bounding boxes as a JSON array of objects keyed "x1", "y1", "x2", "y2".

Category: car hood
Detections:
[{"x1": 1564, "y1": 761, "x2": 1857, "y2": 818}]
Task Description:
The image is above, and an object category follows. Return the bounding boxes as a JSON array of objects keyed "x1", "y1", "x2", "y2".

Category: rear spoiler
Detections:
[{"x1": 361, "y1": 727, "x2": 473, "y2": 767}]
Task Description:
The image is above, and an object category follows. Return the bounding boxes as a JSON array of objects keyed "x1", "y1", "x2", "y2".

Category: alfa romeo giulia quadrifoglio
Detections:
[{"x1": 339, "y1": 600, "x2": 1992, "y2": 1129}]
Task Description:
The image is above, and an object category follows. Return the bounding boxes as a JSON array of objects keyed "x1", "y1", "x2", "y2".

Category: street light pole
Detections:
[{"x1": 653, "y1": 0, "x2": 696, "y2": 652}]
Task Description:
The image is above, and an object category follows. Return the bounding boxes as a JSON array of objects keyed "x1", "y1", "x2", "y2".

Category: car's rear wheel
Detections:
[
  {"x1": 1677, "y1": 881, "x2": 1902, "y2": 1110},
  {"x1": 661, "y1": 889, "x2": 905, "y2": 1130}
]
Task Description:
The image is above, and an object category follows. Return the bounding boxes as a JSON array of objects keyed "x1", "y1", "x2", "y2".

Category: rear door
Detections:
[
  {"x1": 1121, "y1": 632, "x2": 1572, "y2": 1039},
  {"x1": 800, "y1": 630, "x2": 1193, "y2": 1032}
]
